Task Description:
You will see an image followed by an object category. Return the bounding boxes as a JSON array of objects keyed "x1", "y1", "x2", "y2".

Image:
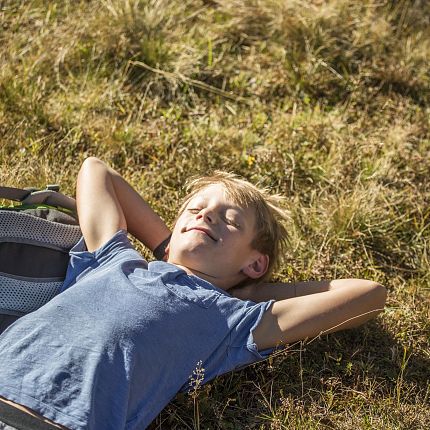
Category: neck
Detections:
[{"x1": 167, "y1": 260, "x2": 244, "y2": 291}]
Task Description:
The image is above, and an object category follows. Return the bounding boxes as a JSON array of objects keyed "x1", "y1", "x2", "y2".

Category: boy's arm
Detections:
[
  {"x1": 243, "y1": 279, "x2": 386, "y2": 350},
  {"x1": 76, "y1": 157, "x2": 171, "y2": 253},
  {"x1": 230, "y1": 280, "x2": 334, "y2": 302}
]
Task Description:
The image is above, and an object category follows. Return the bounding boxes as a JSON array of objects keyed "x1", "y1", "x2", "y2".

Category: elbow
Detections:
[
  {"x1": 336, "y1": 278, "x2": 387, "y2": 307},
  {"x1": 348, "y1": 278, "x2": 387, "y2": 317},
  {"x1": 80, "y1": 156, "x2": 104, "y2": 170},
  {"x1": 360, "y1": 280, "x2": 386, "y2": 316},
  {"x1": 78, "y1": 157, "x2": 107, "y2": 179},
  {"x1": 372, "y1": 281, "x2": 387, "y2": 314},
  {"x1": 351, "y1": 280, "x2": 387, "y2": 329}
]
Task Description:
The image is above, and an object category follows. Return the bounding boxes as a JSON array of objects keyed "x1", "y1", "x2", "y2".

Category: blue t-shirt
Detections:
[{"x1": 0, "y1": 230, "x2": 274, "y2": 430}]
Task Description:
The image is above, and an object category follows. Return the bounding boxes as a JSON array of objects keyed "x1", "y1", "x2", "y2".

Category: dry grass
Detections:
[{"x1": 1, "y1": 0, "x2": 429, "y2": 428}]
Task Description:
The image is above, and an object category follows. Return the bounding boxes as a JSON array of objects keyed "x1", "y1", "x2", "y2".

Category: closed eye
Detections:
[
  {"x1": 225, "y1": 218, "x2": 240, "y2": 228},
  {"x1": 188, "y1": 208, "x2": 240, "y2": 228}
]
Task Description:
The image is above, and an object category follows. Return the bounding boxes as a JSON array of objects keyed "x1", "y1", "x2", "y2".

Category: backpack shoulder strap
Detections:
[
  {"x1": 0, "y1": 186, "x2": 31, "y2": 201},
  {"x1": 0, "y1": 185, "x2": 77, "y2": 212}
]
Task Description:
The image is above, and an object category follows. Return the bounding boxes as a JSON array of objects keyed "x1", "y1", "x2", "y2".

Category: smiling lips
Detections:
[{"x1": 188, "y1": 227, "x2": 217, "y2": 241}]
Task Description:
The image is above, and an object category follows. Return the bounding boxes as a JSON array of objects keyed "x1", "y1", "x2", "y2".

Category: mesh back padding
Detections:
[
  {"x1": 0, "y1": 210, "x2": 81, "y2": 250},
  {"x1": 0, "y1": 273, "x2": 62, "y2": 315},
  {"x1": 0, "y1": 207, "x2": 81, "y2": 315}
]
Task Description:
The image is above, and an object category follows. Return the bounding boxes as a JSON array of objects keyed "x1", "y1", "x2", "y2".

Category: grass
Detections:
[{"x1": 1, "y1": 0, "x2": 429, "y2": 428}]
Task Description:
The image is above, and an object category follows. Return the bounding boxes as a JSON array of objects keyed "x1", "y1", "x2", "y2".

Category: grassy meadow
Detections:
[{"x1": 1, "y1": 0, "x2": 429, "y2": 428}]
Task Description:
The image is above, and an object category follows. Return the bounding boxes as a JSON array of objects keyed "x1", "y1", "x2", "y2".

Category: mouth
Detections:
[{"x1": 188, "y1": 227, "x2": 217, "y2": 241}]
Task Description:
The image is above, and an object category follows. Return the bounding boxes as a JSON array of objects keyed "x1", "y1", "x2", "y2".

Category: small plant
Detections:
[{"x1": 188, "y1": 360, "x2": 205, "y2": 430}]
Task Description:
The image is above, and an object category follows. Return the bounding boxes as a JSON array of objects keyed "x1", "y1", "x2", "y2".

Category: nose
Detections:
[{"x1": 196, "y1": 208, "x2": 217, "y2": 224}]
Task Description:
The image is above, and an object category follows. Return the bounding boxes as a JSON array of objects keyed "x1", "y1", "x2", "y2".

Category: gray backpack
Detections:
[{"x1": 0, "y1": 185, "x2": 82, "y2": 334}]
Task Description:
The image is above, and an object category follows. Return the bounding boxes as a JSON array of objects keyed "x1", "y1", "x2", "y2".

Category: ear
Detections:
[{"x1": 241, "y1": 253, "x2": 269, "y2": 280}]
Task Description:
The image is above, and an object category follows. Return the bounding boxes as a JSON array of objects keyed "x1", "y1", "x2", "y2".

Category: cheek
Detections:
[
  {"x1": 169, "y1": 222, "x2": 184, "y2": 247},
  {"x1": 221, "y1": 231, "x2": 245, "y2": 250},
  {"x1": 173, "y1": 216, "x2": 187, "y2": 233}
]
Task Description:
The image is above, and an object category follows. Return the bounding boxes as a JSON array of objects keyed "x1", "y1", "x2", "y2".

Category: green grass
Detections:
[{"x1": 1, "y1": 0, "x2": 429, "y2": 428}]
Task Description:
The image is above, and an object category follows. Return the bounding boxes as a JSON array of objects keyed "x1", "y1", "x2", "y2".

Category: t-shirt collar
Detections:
[
  {"x1": 148, "y1": 260, "x2": 186, "y2": 276},
  {"x1": 147, "y1": 261, "x2": 231, "y2": 296}
]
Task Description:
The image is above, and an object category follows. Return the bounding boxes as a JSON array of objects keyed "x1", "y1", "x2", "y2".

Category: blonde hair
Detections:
[{"x1": 175, "y1": 171, "x2": 291, "y2": 284}]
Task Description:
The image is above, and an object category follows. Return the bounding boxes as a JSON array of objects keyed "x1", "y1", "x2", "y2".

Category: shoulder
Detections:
[
  {"x1": 74, "y1": 229, "x2": 139, "y2": 261},
  {"x1": 62, "y1": 230, "x2": 145, "y2": 291}
]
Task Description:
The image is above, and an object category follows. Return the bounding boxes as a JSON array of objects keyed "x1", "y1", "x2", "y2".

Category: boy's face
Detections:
[{"x1": 167, "y1": 183, "x2": 268, "y2": 290}]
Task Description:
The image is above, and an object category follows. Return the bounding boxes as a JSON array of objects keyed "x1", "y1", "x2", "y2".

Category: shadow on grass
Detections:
[{"x1": 151, "y1": 320, "x2": 430, "y2": 429}]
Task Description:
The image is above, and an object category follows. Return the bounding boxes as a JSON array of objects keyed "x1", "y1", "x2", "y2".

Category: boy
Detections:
[{"x1": 0, "y1": 157, "x2": 386, "y2": 430}]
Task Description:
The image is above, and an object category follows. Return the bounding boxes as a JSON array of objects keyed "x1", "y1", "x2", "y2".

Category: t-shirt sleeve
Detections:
[
  {"x1": 226, "y1": 299, "x2": 276, "y2": 372},
  {"x1": 60, "y1": 229, "x2": 143, "y2": 292}
]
